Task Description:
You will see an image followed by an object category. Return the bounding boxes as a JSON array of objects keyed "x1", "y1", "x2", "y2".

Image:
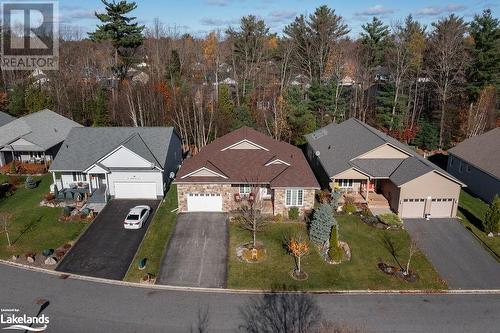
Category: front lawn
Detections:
[
  {"x1": 228, "y1": 216, "x2": 446, "y2": 290},
  {"x1": 457, "y1": 190, "x2": 500, "y2": 259},
  {"x1": 124, "y1": 185, "x2": 178, "y2": 282},
  {"x1": 0, "y1": 174, "x2": 87, "y2": 259}
]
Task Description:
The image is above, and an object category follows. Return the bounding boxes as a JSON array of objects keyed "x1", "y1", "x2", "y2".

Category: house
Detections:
[
  {"x1": 174, "y1": 127, "x2": 319, "y2": 216},
  {"x1": 0, "y1": 109, "x2": 82, "y2": 167},
  {"x1": 447, "y1": 128, "x2": 500, "y2": 203},
  {"x1": 0, "y1": 111, "x2": 14, "y2": 127},
  {"x1": 49, "y1": 127, "x2": 182, "y2": 203},
  {"x1": 305, "y1": 118, "x2": 464, "y2": 218}
]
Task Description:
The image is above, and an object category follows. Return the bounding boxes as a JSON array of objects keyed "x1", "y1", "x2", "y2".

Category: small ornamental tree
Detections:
[
  {"x1": 287, "y1": 234, "x2": 309, "y2": 277},
  {"x1": 309, "y1": 203, "x2": 337, "y2": 244},
  {"x1": 25, "y1": 176, "x2": 36, "y2": 189},
  {"x1": 484, "y1": 195, "x2": 500, "y2": 234},
  {"x1": 328, "y1": 224, "x2": 343, "y2": 262},
  {"x1": 237, "y1": 185, "x2": 267, "y2": 250},
  {"x1": 330, "y1": 190, "x2": 341, "y2": 211}
]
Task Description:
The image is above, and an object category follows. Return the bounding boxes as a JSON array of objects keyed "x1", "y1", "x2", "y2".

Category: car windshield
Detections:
[{"x1": 126, "y1": 214, "x2": 140, "y2": 220}]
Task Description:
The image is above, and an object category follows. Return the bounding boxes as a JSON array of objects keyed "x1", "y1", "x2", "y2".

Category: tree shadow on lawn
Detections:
[
  {"x1": 458, "y1": 206, "x2": 484, "y2": 231},
  {"x1": 11, "y1": 216, "x2": 43, "y2": 246}
]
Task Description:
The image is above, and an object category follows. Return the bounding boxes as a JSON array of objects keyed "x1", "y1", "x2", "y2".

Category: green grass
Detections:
[
  {"x1": 0, "y1": 174, "x2": 87, "y2": 259},
  {"x1": 228, "y1": 216, "x2": 446, "y2": 290},
  {"x1": 457, "y1": 190, "x2": 500, "y2": 258},
  {"x1": 124, "y1": 185, "x2": 178, "y2": 282}
]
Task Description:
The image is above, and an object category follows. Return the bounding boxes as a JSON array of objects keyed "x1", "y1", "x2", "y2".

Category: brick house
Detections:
[{"x1": 174, "y1": 127, "x2": 319, "y2": 216}]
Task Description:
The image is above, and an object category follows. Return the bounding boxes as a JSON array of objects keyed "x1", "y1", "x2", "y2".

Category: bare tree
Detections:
[
  {"x1": 0, "y1": 213, "x2": 12, "y2": 247},
  {"x1": 426, "y1": 15, "x2": 468, "y2": 148},
  {"x1": 236, "y1": 183, "x2": 268, "y2": 250}
]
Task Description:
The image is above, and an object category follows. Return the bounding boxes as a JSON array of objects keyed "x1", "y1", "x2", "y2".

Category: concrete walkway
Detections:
[{"x1": 405, "y1": 218, "x2": 500, "y2": 289}]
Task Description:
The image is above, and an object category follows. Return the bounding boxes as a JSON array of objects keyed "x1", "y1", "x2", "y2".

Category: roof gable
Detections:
[
  {"x1": 99, "y1": 146, "x2": 155, "y2": 169},
  {"x1": 221, "y1": 139, "x2": 269, "y2": 151},
  {"x1": 180, "y1": 167, "x2": 228, "y2": 179}
]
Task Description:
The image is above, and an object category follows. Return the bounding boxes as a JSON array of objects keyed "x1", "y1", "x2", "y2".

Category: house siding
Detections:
[
  {"x1": 357, "y1": 144, "x2": 410, "y2": 159},
  {"x1": 447, "y1": 154, "x2": 499, "y2": 203},
  {"x1": 108, "y1": 171, "x2": 164, "y2": 197}
]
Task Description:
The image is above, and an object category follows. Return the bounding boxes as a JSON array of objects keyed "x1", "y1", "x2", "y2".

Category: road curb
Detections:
[{"x1": 1, "y1": 260, "x2": 499, "y2": 295}]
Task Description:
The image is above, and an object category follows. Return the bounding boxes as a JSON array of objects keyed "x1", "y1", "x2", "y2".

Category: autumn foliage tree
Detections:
[{"x1": 287, "y1": 234, "x2": 310, "y2": 278}]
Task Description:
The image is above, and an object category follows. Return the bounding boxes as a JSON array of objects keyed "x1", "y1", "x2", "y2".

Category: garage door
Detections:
[
  {"x1": 114, "y1": 182, "x2": 157, "y2": 199},
  {"x1": 430, "y1": 198, "x2": 454, "y2": 217},
  {"x1": 401, "y1": 198, "x2": 426, "y2": 218},
  {"x1": 187, "y1": 193, "x2": 222, "y2": 212}
]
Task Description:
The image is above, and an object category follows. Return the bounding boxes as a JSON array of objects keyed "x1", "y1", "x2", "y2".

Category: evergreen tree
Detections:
[
  {"x1": 7, "y1": 84, "x2": 26, "y2": 116},
  {"x1": 166, "y1": 49, "x2": 181, "y2": 82},
  {"x1": 309, "y1": 203, "x2": 337, "y2": 244},
  {"x1": 92, "y1": 89, "x2": 109, "y2": 127},
  {"x1": 307, "y1": 80, "x2": 335, "y2": 126},
  {"x1": 232, "y1": 105, "x2": 255, "y2": 130},
  {"x1": 483, "y1": 195, "x2": 500, "y2": 234},
  {"x1": 25, "y1": 176, "x2": 37, "y2": 189},
  {"x1": 411, "y1": 117, "x2": 440, "y2": 150},
  {"x1": 360, "y1": 17, "x2": 390, "y2": 68},
  {"x1": 216, "y1": 84, "x2": 235, "y2": 134},
  {"x1": 25, "y1": 87, "x2": 53, "y2": 113},
  {"x1": 467, "y1": 9, "x2": 500, "y2": 98},
  {"x1": 376, "y1": 83, "x2": 407, "y2": 130},
  {"x1": 88, "y1": 0, "x2": 145, "y2": 79},
  {"x1": 285, "y1": 87, "x2": 316, "y2": 145}
]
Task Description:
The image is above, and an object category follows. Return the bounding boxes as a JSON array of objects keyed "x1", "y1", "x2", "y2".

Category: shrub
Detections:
[
  {"x1": 309, "y1": 203, "x2": 337, "y2": 244},
  {"x1": 272, "y1": 214, "x2": 283, "y2": 223},
  {"x1": 44, "y1": 192, "x2": 55, "y2": 201},
  {"x1": 24, "y1": 176, "x2": 37, "y2": 189},
  {"x1": 378, "y1": 213, "x2": 402, "y2": 226},
  {"x1": 483, "y1": 195, "x2": 500, "y2": 233},
  {"x1": 328, "y1": 225, "x2": 343, "y2": 262},
  {"x1": 62, "y1": 206, "x2": 73, "y2": 217},
  {"x1": 342, "y1": 204, "x2": 357, "y2": 214},
  {"x1": 9, "y1": 162, "x2": 17, "y2": 174},
  {"x1": 318, "y1": 190, "x2": 331, "y2": 204},
  {"x1": 288, "y1": 207, "x2": 299, "y2": 220}
]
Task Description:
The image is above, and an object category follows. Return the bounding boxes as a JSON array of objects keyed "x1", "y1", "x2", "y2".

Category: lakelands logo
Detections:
[
  {"x1": 1, "y1": 309, "x2": 49, "y2": 332},
  {"x1": 1, "y1": 1, "x2": 59, "y2": 70}
]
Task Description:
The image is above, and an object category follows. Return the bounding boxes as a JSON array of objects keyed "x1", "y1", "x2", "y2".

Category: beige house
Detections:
[
  {"x1": 305, "y1": 118, "x2": 464, "y2": 219},
  {"x1": 175, "y1": 127, "x2": 319, "y2": 216}
]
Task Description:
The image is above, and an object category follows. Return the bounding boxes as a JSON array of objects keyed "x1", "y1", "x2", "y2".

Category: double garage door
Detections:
[
  {"x1": 187, "y1": 193, "x2": 222, "y2": 212},
  {"x1": 114, "y1": 182, "x2": 157, "y2": 199},
  {"x1": 400, "y1": 198, "x2": 454, "y2": 218}
]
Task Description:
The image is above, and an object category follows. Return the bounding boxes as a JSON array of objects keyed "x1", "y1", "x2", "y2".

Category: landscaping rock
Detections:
[
  {"x1": 44, "y1": 256, "x2": 57, "y2": 266},
  {"x1": 488, "y1": 232, "x2": 494, "y2": 238},
  {"x1": 26, "y1": 255, "x2": 35, "y2": 264},
  {"x1": 11, "y1": 255, "x2": 19, "y2": 262}
]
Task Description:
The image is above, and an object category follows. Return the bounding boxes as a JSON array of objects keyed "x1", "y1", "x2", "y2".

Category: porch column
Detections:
[
  {"x1": 365, "y1": 179, "x2": 369, "y2": 201},
  {"x1": 88, "y1": 174, "x2": 93, "y2": 193},
  {"x1": 52, "y1": 171, "x2": 56, "y2": 185},
  {"x1": 104, "y1": 173, "x2": 109, "y2": 203}
]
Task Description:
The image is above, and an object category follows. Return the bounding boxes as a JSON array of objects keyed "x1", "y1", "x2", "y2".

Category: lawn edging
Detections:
[{"x1": 2, "y1": 260, "x2": 499, "y2": 295}]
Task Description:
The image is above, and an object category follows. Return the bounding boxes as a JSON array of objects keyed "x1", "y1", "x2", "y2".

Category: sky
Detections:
[{"x1": 58, "y1": 0, "x2": 499, "y2": 38}]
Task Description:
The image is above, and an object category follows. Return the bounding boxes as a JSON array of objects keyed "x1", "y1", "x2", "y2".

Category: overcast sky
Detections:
[{"x1": 58, "y1": 0, "x2": 498, "y2": 37}]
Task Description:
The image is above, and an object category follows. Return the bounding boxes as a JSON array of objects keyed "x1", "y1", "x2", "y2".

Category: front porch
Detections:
[{"x1": 336, "y1": 179, "x2": 392, "y2": 214}]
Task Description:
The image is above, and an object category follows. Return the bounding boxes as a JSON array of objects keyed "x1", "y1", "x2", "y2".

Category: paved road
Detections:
[
  {"x1": 0, "y1": 264, "x2": 499, "y2": 332},
  {"x1": 157, "y1": 213, "x2": 228, "y2": 288},
  {"x1": 57, "y1": 199, "x2": 160, "y2": 280},
  {"x1": 405, "y1": 218, "x2": 500, "y2": 289}
]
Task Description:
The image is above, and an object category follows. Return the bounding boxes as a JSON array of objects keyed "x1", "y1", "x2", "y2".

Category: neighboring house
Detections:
[
  {"x1": 0, "y1": 111, "x2": 15, "y2": 127},
  {"x1": 175, "y1": 127, "x2": 319, "y2": 216},
  {"x1": 447, "y1": 128, "x2": 500, "y2": 203},
  {"x1": 49, "y1": 127, "x2": 182, "y2": 202},
  {"x1": 0, "y1": 109, "x2": 82, "y2": 167},
  {"x1": 305, "y1": 118, "x2": 464, "y2": 219}
]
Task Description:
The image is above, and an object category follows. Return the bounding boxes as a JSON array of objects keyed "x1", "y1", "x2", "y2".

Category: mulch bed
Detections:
[
  {"x1": 236, "y1": 241, "x2": 267, "y2": 263},
  {"x1": 378, "y1": 262, "x2": 419, "y2": 282}
]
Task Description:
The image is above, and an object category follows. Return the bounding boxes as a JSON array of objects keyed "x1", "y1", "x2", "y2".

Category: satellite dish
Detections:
[
  {"x1": 169, "y1": 172, "x2": 175, "y2": 179},
  {"x1": 315, "y1": 151, "x2": 321, "y2": 156}
]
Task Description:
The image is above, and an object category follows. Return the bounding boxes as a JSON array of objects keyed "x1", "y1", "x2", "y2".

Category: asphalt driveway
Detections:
[
  {"x1": 157, "y1": 212, "x2": 228, "y2": 288},
  {"x1": 405, "y1": 218, "x2": 500, "y2": 289},
  {"x1": 56, "y1": 199, "x2": 160, "y2": 280}
]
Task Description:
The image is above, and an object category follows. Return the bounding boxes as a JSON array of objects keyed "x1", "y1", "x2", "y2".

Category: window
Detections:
[
  {"x1": 72, "y1": 172, "x2": 77, "y2": 181},
  {"x1": 239, "y1": 184, "x2": 251, "y2": 195},
  {"x1": 285, "y1": 189, "x2": 304, "y2": 206},
  {"x1": 338, "y1": 179, "x2": 353, "y2": 188}
]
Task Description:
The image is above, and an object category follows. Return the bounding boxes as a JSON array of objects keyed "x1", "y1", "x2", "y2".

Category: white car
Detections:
[{"x1": 123, "y1": 205, "x2": 151, "y2": 230}]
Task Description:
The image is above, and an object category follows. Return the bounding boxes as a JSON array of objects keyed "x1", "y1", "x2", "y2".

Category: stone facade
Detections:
[{"x1": 177, "y1": 183, "x2": 315, "y2": 217}]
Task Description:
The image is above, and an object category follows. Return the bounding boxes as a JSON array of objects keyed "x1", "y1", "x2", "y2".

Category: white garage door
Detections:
[
  {"x1": 187, "y1": 193, "x2": 222, "y2": 212},
  {"x1": 430, "y1": 198, "x2": 454, "y2": 218},
  {"x1": 114, "y1": 182, "x2": 157, "y2": 199},
  {"x1": 401, "y1": 198, "x2": 426, "y2": 218}
]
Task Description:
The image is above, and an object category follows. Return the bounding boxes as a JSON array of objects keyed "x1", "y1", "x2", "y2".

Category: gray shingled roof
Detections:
[
  {"x1": 351, "y1": 158, "x2": 405, "y2": 178},
  {"x1": 448, "y1": 127, "x2": 500, "y2": 179},
  {"x1": 306, "y1": 118, "x2": 463, "y2": 186},
  {"x1": 0, "y1": 111, "x2": 14, "y2": 127},
  {"x1": 49, "y1": 127, "x2": 176, "y2": 171},
  {"x1": 0, "y1": 109, "x2": 82, "y2": 150}
]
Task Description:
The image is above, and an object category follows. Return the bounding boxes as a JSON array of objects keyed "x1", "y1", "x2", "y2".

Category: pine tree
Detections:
[
  {"x1": 88, "y1": 0, "x2": 145, "y2": 79},
  {"x1": 467, "y1": 9, "x2": 500, "y2": 99},
  {"x1": 25, "y1": 176, "x2": 36, "y2": 189},
  {"x1": 309, "y1": 203, "x2": 337, "y2": 244},
  {"x1": 92, "y1": 89, "x2": 109, "y2": 127},
  {"x1": 285, "y1": 87, "x2": 316, "y2": 145},
  {"x1": 166, "y1": 49, "x2": 181, "y2": 82},
  {"x1": 7, "y1": 84, "x2": 26, "y2": 116},
  {"x1": 484, "y1": 195, "x2": 500, "y2": 234},
  {"x1": 25, "y1": 87, "x2": 53, "y2": 113},
  {"x1": 360, "y1": 17, "x2": 390, "y2": 68},
  {"x1": 217, "y1": 84, "x2": 235, "y2": 134}
]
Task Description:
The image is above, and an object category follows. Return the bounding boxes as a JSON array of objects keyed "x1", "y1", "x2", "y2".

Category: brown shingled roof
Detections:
[{"x1": 175, "y1": 127, "x2": 320, "y2": 188}]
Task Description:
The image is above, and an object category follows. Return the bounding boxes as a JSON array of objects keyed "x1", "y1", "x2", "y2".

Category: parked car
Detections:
[{"x1": 123, "y1": 205, "x2": 151, "y2": 229}]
